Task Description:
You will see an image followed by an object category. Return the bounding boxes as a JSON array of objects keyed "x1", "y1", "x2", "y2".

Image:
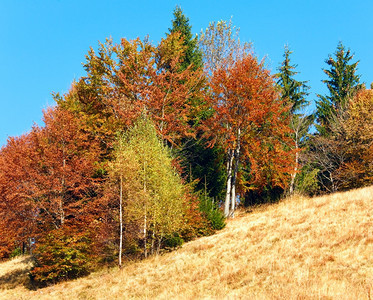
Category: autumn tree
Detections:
[
  {"x1": 323, "y1": 88, "x2": 373, "y2": 190},
  {"x1": 0, "y1": 106, "x2": 101, "y2": 262},
  {"x1": 307, "y1": 89, "x2": 373, "y2": 193},
  {"x1": 150, "y1": 32, "x2": 205, "y2": 145},
  {"x1": 337, "y1": 89, "x2": 373, "y2": 188},
  {"x1": 196, "y1": 18, "x2": 252, "y2": 203},
  {"x1": 29, "y1": 107, "x2": 101, "y2": 229},
  {"x1": 110, "y1": 116, "x2": 188, "y2": 256},
  {"x1": 109, "y1": 130, "x2": 144, "y2": 265},
  {"x1": 20, "y1": 107, "x2": 104, "y2": 284},
  {"x1": 55, "y1": 39, "x2": 122, "y2": 159},
  {"x1": 205, "y1": 53, "x2": 293, "y2": 217},
  {"x1": 59, "y1": 34, "x2": 204, "y2": 151},
  {"x1": 199, "y1": 18, "x2": 251, "y2": 75},
  {"x1": 0, "y1": 134, "x2": 40, "y2": 257}
]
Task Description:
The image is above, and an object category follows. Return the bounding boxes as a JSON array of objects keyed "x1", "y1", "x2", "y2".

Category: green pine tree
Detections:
[
  {"x1": 277, "y1": 45, "x2": 310, "y2": 114},
  {"x1": 316, "y1": 42, "x2": 362, "y2": 135},
  {"x1": 277, "y1": 45, "x2": 313, "y2": 194},
  {"x1": 168, "y1": 6, "x2": 202, "y2": 71},
  {"x1": 310, "y1": 43, "x2": 362, "y2": 194},
  {"x1": 167, "y1": 6, "x2": 226, "y2": 204}
]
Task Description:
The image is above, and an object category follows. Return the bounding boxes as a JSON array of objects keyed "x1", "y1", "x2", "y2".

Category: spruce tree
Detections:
[
  {"x1": 311, "y1": 43, "x2": 362, "y2": 193},
  {"x1": 166, "y1": 6, "x2": 226, "y2": 202},
  {"x1": 168, "y1": 6, "x2": 202, "y2": 71},
  {"x1": 277, "y1": 45, "x2": 312, "y2": 194},
  {"x1": 277, "y1": 45, "x2": 310, "y2": 114},
  {"x1": 316, "y1": 42, "x2": 362, "y2": 135}
]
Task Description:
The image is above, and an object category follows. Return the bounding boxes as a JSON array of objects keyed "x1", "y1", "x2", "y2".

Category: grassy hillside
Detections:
[{"x1": 1, "y1": 186, "x2": 372, "y2": 299}]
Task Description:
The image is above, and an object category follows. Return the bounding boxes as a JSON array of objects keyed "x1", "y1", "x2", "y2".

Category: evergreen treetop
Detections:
[
  {"x1": 316, "y1": 42, "x2": 362, "y2": 135},
  {"x1": 277, "y1": 45, "x2": 310, "y2": 114},
  {"x1": 168, "y1": 6, "x2": 202, "y2": 71}
]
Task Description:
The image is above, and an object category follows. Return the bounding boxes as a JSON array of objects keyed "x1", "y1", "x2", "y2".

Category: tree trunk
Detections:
[
  {"x1": 230, "y1": 147, "x2": 240, "y2": 218},
  {"x1": 59, "y1": 197, "x2": 65, "y2": 227},
  {"x1": 224, "y1": 149, "x2": 234, "y2": 217},
  {"x1": 119, "y1": 175, "x2": 123, "y2": 268},
  {"x1": 143, "y1": 161, "x2": 147, "y2": 258},
  {"x1": 156, "y1": 236, "x2": 163, "y2": 255},
  {"x1": 60, "y1": 156, "x2": 66, "y2": 227},
  {"x1": 289, "y1": 137, "x2": 299, "y2": 195},
  {"x1": 330, "y1": 172, "x2": 336, "y2": 192},
  {"x1": 229, "y1": 128, "x2": 241, "y2": 218},
  {"x1": 143, "y1": 214, "x2": 147, "y2": 258},
  {"x1": 151, "y1": 231, "x2": 155, "y2": 255}
]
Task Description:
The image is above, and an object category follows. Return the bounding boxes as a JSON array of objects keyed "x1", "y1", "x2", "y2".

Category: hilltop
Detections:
[{"x1": 1, "y1": 186, "x2": 372, "y2": 299}]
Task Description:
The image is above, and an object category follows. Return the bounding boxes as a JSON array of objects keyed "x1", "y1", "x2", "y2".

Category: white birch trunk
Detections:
[
  {"x1": 230, "y1": 129, "x2": 241, "y2": 218},
  {"x1": 119, "y1": 175, "x2": 123, "y2": 268},
  {"x1": 143, "y1": 161, "x2": 148, "y2": 258},
  {"x1": 224, "y1": 149, "x2": 234, "y2": 217},
  {"x1": 60, "y1": 150, "x2": 66, "y2": 227},
  {"x1": 230, "y1": 148, "x2": 240, "y2": 218},
  {"x1": 143, "y1": 213, "x2": 147, "y2": 258}
]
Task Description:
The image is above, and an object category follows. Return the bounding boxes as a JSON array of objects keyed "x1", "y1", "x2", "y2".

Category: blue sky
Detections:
[{"x1": 1, "y1": 0, "x2": 372, "y2": 147}]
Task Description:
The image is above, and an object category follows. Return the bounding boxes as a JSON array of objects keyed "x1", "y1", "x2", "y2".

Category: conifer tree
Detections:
[
  {"x1": 310, "y1": 43, "x2": 363, "y2": 193},
  {"x1": 316, "y1": 42, "x2": 362, "y2": 135},
  {"x1": 167, "y1": 7, "x2": 226, "y2": 202},
  {"x1": 168, "y1": 6, "x2": 202, "y2": 71},
  {"x1": 277, "y1": 45, "x2": 310, "y2": 114},
  {"x1": 277, "y1": 46, "x2": 312, "y2": 194}
]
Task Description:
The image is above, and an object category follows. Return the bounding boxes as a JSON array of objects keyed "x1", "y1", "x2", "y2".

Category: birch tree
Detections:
[
  {"x1": 199, "y1": 18, "x2": 251, "y2": 75},
  {"x1": 110, "y1": 116, "x2": 187, "y2": 257},
  {"x1": 205, "y1": 53, "x2": 293, "y2": 217}
]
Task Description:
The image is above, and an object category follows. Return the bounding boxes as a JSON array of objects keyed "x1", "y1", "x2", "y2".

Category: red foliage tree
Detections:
[
  {"x1": 0, "y1": 107, "x2": 102, "y2": 258},
  {"x1": 29, "y1": 107, "x2": 101, "y2": 229},
  {"x1": 58, "y1": 33, "x2": 205, "y2": 152},
  {"x1": 0, "y1": 134, "x2": 39, "y2": 257},
  {"x1": 205, "y1": 53, "x2": 293, "y2": 217},
  {"x1": 113, "y1": 33, "x2": 205, "y2": 146}
]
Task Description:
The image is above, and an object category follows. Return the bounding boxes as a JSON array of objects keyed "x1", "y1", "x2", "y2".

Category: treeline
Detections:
[{"x1": 0, "y1": 7, "x2": 372, "y2": 286}]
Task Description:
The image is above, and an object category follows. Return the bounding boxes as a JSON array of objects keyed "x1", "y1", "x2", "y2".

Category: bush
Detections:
[
  {"x1": 10, "y1": 247, "x2": 23, "y2": 258},
  {"x1": 199, "y1": 194, "x2": 225, "y2": 231},
  {"x1": 296, "y1": 165, "x2": 320, "y2": 196},
  {"x1": 30, "y1": 228, "x2": 93, "y2": 287},
  {"x1": 163, "y1": 233, "x2": 184, "y2": 250}
]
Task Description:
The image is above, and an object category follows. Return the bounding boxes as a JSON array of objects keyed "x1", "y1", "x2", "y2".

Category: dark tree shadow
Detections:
[{"x1": 0, "y1": 256, "x2": 34, "y2": 290}]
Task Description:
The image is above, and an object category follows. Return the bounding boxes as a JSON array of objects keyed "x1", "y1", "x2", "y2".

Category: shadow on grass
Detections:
[{"x1": 0, "y1": 256, "x2": 35, "y2": 290}]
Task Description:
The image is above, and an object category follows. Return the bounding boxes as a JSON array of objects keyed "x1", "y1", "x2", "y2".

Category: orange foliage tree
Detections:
[
  {"x1": 205, "y1": 53, "x2": 293, "y2": 217},
  {"x1": 0, "y1": 107, "x2": 102, "y2": 258},
  {"x1": 58, "y1": 33, "x2": 205, "y2": 152},
  {"x1": 0, "y1": 134, "x2": 39, "y2": 257}
]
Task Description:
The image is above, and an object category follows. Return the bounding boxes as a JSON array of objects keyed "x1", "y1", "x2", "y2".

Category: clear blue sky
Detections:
[{"x1": 1, "y1": 0, "x2": 372, "y2": 147}]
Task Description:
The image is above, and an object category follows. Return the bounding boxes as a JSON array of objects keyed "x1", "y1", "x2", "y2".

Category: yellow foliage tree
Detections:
[{"x1": 110, "y1": 115, "x2": 187, "y2": 261}]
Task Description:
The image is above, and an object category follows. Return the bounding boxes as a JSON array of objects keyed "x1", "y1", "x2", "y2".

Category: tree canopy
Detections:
[{"x1": 0, "y1": 7, "x2": 372, "y2": 287}]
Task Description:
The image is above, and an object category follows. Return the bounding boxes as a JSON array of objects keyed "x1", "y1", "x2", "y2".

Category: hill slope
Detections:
[{"x1": 1, "y1": 186, "x2": 372, "y2": 299}]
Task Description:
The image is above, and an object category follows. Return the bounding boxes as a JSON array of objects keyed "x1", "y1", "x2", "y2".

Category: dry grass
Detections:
[
  {"x1": 1, "y1": 186, "x2": 372, "y2": 299},
  {"x1": 0, "y1": 256, "x2": 34, "y2": 290}
]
